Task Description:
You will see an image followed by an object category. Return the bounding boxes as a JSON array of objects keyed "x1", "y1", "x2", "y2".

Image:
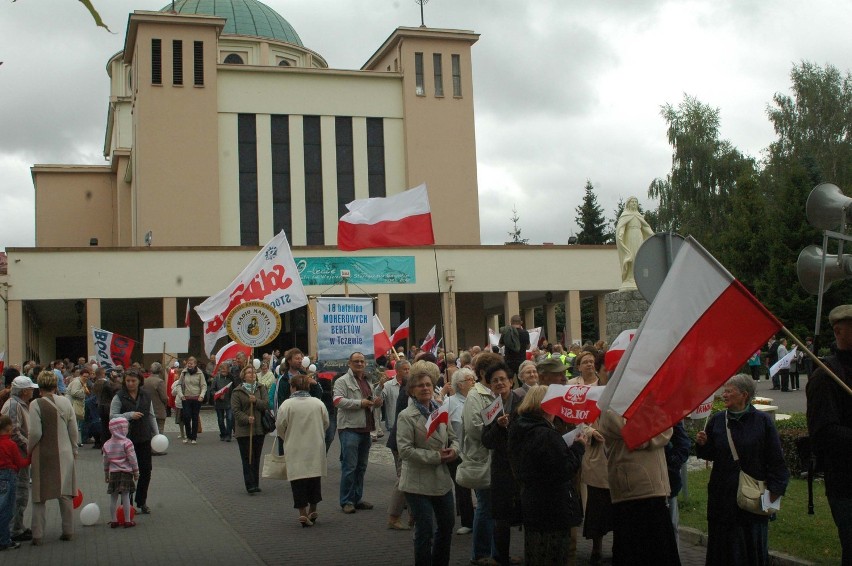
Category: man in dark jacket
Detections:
[{"x1": 499, "y1": 315, "x2": 530, "y2": 381}]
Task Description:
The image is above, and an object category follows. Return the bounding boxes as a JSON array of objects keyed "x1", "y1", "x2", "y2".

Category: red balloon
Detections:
[
  {"x1": 73, "y1": 489, "x2": 83, "y2": 509},
  {"x1": 116, "y1": 507, "x2": 136, "y2": 522}
]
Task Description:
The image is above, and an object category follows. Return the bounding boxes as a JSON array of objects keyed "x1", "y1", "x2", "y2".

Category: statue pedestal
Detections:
[{"x1": 605, "y1": 289, "x2": 649, "y2": 342}]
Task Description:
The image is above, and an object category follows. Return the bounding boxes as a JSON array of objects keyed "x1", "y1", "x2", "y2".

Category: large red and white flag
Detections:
[
  {"x1": 0, "y1": 352, "x2": 4, "y2": 375},
  {"x1": 597, "y1": 237, "x2": 782, "y2": 450},
  {"x1": 480, "y1": 395, "x2": 504, "y2": 425},
  {"x1": 421, "y1": 325, "x2": 437, "y2": 353},
  {"x1": 603, "y1": 328, "x2": 636, "y2": 373},
  {"x1": 212, "y1": 341, "x2": 252, "y2": 376},
  {"x1": 213, "y1": 382, "x2": 233, "y2": 401},
  {"x1": 542, "y1": 384, "x2": 606, "y2": 424},
  {"x1": 195, "y1": 230, "x2": 307, "y2": 356},
  {"x1": 390, "y1": 318, "x2": 410, "y2": 346},
  {"x1": 92, "y1": 328, "x2": 135, "y2": 369},
  {"x1": 373, "y1": 315, "x2": 394, "y2": 360},
  {"x1": 425, "y1": 403, "x2": 449, "y2": 438},
  {"x1": 337, "y1": 184, "x2": 435, "y2": 251},
  {"x1": 184, "y1": 299, "x2": 191, "y2": 327}
]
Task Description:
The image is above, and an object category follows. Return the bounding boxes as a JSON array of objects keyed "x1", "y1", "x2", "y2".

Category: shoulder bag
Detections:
[
  {"x1": 725, "y1": 415, "x2": 772, "y2": 516},
  {"x1": 261, "y1": 434, "x2": 288, "y2": 480}
]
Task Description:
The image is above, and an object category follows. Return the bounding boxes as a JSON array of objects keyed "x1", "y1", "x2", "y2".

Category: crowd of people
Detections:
[{"x1": 0, "y1": 308, "x2": 849, "y2": 566}]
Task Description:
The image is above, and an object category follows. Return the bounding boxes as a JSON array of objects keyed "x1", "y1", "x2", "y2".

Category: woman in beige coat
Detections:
[
  {"x1": 28, "y1": 370, "x2": 78, "y2": 545},
  {"x1": 276, "y1": 374, "x2": 329, "y2": 527}
]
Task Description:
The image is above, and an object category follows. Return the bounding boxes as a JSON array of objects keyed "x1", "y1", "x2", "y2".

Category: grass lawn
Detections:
[{"x1": 679, "y1": 467, "x2": 841, "y2": 564}]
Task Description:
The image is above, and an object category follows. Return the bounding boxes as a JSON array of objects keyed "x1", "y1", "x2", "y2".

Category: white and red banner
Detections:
[
  {"x1": 488, "y1": 328, "x2": 500, "y2": 348},
  {"x1": 390, "y1": 318, "x2": 410, "y2": 346},
  {"x1": 421, "y1": 325, "x2": 437, "y2": 354},
  {"x1": 213, "y1": 382, "x2": 233, "y2": 401},
  {"x1": 195, "y1": 230, "x2": 307, "y2": 356},
  {"x1": 527, "y1": 327, "x2": 542, "y2": 353},
  {"x1": 184, "y1": 299, "x2": 191, "y2": 327},
  {"x1": 542, "y1": 384, "x2": 606, "y2": 424},
  {"x1": 604, "y1": 328, "x2": 636, "y2": 373},
  {"x1": 769, "y1": 346, "x2": 798, "y2": 378},
  {"x1": 597, "y1": 237, "x2": 782, "y2": 450},
  {"x1": 480, "y1": 395, "x2": 504, "y2": 425},
  {"x1": 425, "y1": 403, "x2": 449, "y2": 438},
  {"x1": 373, "y1": 315, "x2": 393, "y2": 360},
  {"x1": 689, "y1": 394, "x2": 715, "y2": 419},
  {"x1": 92, "y1": 327, "x2": 135, "y2": 369},
  {"x1": 212, "y1": 341, "x2": 252, "y2": 376},
  {"x1": 337, "y1": 184, "x2": 435, "y2": 251},
  {"x1": 0, "y1": 351, "x2": 4, "y2": 375}
]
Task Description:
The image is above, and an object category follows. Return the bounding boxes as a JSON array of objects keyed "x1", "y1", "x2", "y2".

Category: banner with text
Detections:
[
  {"x1": 92, "y1": 327, "x2": 135, "y2": 369},
  {"x1": 295, "y1": 256, "x2": 416, "y2": 286},
  {"x1": 316, "y1": 297, "x2": 375, "y2": 376}
]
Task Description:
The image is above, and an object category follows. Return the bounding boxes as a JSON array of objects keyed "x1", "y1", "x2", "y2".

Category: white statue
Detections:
[{"x1": 616, "y1": 197, "x2": 654, "y2": 291}]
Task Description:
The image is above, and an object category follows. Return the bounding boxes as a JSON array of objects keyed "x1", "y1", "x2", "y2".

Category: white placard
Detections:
[{"x1": 143, "y1": 328, "x2": 190, "y2": 354}]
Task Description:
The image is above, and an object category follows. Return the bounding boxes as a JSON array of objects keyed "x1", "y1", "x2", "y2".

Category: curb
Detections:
[{"x1": 679, "y1": 526, "x2": 815, "y2": 566}]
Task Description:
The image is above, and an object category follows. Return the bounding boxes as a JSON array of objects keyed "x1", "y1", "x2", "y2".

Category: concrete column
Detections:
[
  {"x1": 86, "y1": 298, "x2": 101, "y2": 360},
  {"x1": 488, "y1": 314, "x2": 499, "y2": 335},
  {"x1": 524, "y1": 308, "x2": 536, "y2": 331},
  {"x1": 545, "y1": 303, "x2": 557, "y2": 345},
  {"x1": 7, "y1": 300, "x2": 24, "y2": 366},
  {"x1": 308, "y1": 297, "x2": 318, "y2": 359},
  {"x1": 595, "y1": 295, "x2": 608, "y2": 342},
  {"x1": 163, "y1": 297, "x2": 177, "y2": 328},
  {"x1": 564, "y1": 291, "x2": 581, "y2": 345},
  {"x1": 376, "y1": 293, "x2": 391, "y2": 331},
  {"x1": 442, "y1": 291, "x2": 458, "y2": 354},
  {"x1": 503, "y1": 291, "x2": 519, "y2": 326}
]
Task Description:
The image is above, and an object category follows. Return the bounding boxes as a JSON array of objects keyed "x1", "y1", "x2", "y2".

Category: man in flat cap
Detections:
[{"x1": 807, "y1": 304, "x2": 852, "y2": 564}]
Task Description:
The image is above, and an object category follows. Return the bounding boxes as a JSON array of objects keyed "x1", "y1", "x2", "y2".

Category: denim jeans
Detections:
[
  {"x1": 215, "y1": 406, "x2": 233, "y2": 439},
  {"x1": 829, "y1": 496, "x2": 852, "y2": 566},
  {"x1": 472, "y1": 488, "x2": 496, "y2": 560},
  {"x1": 405, "y1": 490, "x2": 455, "y2": 566},
  {"x1": 338, "y1": 429, "x2": 371, "y2": 507},
  {"x1": 182, "y1": 399, "x2": 202, "y2": 440},
  {"x1": 0, "y1": 469, "x2": 17, "y2": 546},
  {"x1": 325, "y1": 407, "x2": 337, "y2": 453}
]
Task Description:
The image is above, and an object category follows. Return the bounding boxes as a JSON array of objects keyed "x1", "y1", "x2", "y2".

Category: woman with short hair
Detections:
[{"x1": 231, "y1": 365, "x2": 269, "y2": 494}]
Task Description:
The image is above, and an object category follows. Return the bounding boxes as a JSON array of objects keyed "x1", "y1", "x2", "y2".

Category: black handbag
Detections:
[{"x1": 260, "y1": 409, "x2": 276, "y2": 434}]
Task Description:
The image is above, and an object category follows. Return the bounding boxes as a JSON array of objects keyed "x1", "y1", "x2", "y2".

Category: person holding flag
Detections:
[
  {"x1": 211, "y1": 362, "x2": 234, "y2": 442},
  {"x1": 396, "y1": 361, "x2": 458, "y2": 566}
]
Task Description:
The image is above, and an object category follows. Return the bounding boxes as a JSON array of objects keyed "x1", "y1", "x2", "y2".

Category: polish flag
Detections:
[
  {"x1": 480, "y1": 395, "x2": 504, "y2": 425},
  {"x1": 213, "y1": 341, "x2": 252, "y2": 376},
  {"x1": 213, "y1": 382, "x2": 233, "y2": 401},
  {"x1": 337, "y1": 184, "x2": 435, "y2": 251},
  {"x1": 185, "y1": 299, "x2": 191, "y2": 327},
  {"x1": 390, "y1": 318, "x2": 410, "y2": 346},
  {"x1": 597, "y1": 237, "x2": 782, "y2": 450},
  {"x1": 603, "y1": 329, "x2": 636, "y2": 373},
  {"x1": 420, "y1": 325, "x2": 437, "y2": 353},
  {"x1": 373, "y1": 315, "x2": 394, "y2": 360},
  {"x1": 542, "y1": 384, "x2": 606, "y2": 424},
  {"x1": 0, "y1": 351, "x2": 4, "y2": 375},
  {"x1": 425, "y1": 404, "x2": 449, "y2": 438},
  {"x1": 689, "y1": 394, "x2": 715, "y2": 419}
]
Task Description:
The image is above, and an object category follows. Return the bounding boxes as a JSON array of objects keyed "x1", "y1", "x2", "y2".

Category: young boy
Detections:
[{"x1": 0, "y1": 414, "x2": 30, "y2": 550}]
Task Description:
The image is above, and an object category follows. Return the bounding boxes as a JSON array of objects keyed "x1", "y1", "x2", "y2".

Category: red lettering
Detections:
[{"x1": 205, "y1": 265, "x2": 294, "y2": 334}]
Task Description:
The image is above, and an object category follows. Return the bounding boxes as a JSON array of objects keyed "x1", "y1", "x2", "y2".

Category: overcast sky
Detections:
[{"x1": 1, "y1": 0, "x2": 851, "y2": 249}]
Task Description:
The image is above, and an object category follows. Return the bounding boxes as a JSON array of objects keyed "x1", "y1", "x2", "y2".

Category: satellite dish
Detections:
[{"x1": 634, "y1": 232, "x2": 686, "y2": 303}]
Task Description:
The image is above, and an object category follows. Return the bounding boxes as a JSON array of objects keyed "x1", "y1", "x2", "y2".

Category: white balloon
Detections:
[
  {"x1": 308, "y1": 364, "x2": 317, "y2": 373},
  {"x1": 253, "y1": 359, "x2": 261, "y2": 370},
  {"x1": 301, "y1": 357, "x2": 311, "y2": 368},
  {"x1": 151, "y1": 434, "x2": 169, "y2": 454},
  {"x1": 80, "y1": 503, "x2": 100, "y2": 526}
]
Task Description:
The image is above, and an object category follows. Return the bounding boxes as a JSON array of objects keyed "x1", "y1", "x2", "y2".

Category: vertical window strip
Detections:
[
  {"x1": 303, "y1": 116, "x2": 324, "y2": 245},
  {"x1": 237, "y1": 114, "x2": 259, "y2": 246},
  {"x1": 172, "y1": 39, "x2": 183, "y2": 85},
  {"x1": 151, "y1": 39, "x2": 162, "y2": 85},
  {"x1": 335, "y1": 117, "x2": 355, "y2": 218},
  {"x1": 271, "y1": 115, "x2": 292, "y2": 240},
  {"x1": 193, "y1": 41, "x2": 204, "y2": 86},
  {"x1": 433, "y1": 53, "x2": 443, "y2": 96},
  {"x1": 414, "y1": 52, "x2": 424, "y2": 95},
  {"x1": 366, "y1": 117, "x2": 386, "y2": 198},
  {"x1": 452, "y1": 54, "x2": 462, "y2": 97}
]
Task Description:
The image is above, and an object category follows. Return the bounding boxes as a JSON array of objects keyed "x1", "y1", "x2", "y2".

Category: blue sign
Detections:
[{"x1": 294, "y1": 256, "x2": 416, "y2": 285}]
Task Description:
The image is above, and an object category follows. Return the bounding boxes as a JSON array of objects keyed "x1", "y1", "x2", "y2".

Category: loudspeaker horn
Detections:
[
  {"x1": 806, "y1": 183, "x2": 852, "y2": 230},
  {"x1": 797, "y1": 245, "x2": 852, "y2": 295}
]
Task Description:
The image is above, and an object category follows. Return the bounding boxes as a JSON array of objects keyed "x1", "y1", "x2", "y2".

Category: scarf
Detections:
[
  {"x1": 243, "y1": 381, "x2": 258, "y2": 395},
  {"x1": 291, "y1": 391, "x2": 311, "y2": 399},
  {"x1": 412, "y1": 398, "x2": 439, "y2": 419}
]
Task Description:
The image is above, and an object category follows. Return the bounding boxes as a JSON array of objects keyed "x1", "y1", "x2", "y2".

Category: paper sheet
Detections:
[
  {"x1": 761, "y1": 490, "x2": 782, "y2": 512},
  {"x1": 563, "y1": 428, "x2": 582, "y2": 448}
]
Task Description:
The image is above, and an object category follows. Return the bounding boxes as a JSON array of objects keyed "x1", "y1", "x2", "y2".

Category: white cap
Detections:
[{"x1": 11, "y1": 376, "x2": 38, "y2": 390}]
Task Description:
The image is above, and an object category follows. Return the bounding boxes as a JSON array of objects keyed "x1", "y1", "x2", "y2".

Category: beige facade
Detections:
[{"x1": 6, "y1": 3, "x2": 620, "y2": 368}]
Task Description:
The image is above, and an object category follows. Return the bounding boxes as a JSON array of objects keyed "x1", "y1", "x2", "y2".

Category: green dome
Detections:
[{"x1": 163, "y1": 0, "x2": 303, "y2": 46}]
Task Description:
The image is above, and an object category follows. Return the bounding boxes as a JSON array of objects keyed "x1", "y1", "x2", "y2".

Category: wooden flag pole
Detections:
[{"x1": 783, "y1": 326, "x2": 852, "y2": 397}]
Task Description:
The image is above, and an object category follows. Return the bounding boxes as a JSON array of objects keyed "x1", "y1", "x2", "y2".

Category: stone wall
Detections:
[{"x1": 604, "y1": 289, "x2": 649, "y2": 342}]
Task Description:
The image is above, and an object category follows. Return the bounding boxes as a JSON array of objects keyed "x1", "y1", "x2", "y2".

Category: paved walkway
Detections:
[{"x1": 13, "y1": 411, "x2": 712, "y2": 565}]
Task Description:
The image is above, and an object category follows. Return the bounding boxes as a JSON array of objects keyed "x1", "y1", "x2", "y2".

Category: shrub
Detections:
[{"x1": 776, "y1": 412, "x2": 808, "y2": 476}]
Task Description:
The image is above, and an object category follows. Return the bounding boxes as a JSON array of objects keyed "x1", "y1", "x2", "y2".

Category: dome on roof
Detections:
[{"x1": 163, "y1": 0, "x2": 303, "y2": 46}]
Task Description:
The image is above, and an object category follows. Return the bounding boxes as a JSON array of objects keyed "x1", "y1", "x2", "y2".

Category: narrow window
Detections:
[
  {"x1": 303, "y1": 116, "x2": 324, "y2": 245},
  {"x1": 366, "y1": 118, "x2": 386, "y2": 198},
  {"x1": 336, "y1": 117, "x2": 355, "y2": 218},
  {"x1": 238, "y1": 114, "x2": 259, "y2": 246},
  {"x1": 193, "y1": 41, "x2": 204, "y2": 86},
  {"x1": 414, "y1": 52, "x2": 424, "y2": 95},
  {"x1": 433, "y1": 53, "x2": 443, "y2": 96},
  {"x1": 271, "y1": 115, "x2": 292, "y2": 240},
  {"x1": 452, "y1": 54, "x2": 462, "y2": 97},
  {"x1": 151, "y1": 39, "x2": 162, "y2": 85},
  {"x1": 172, "y1": 40, "x2": 183, "y2": 85}
]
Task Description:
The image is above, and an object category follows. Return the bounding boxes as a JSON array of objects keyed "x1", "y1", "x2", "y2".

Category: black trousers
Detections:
[
  {"x1": 236, "y1": 435, "x2": 265, "y2": 491},
  {"x1": 612, "y1": 497, "x2": 680, "y2": 566},
  {"x1": 132, "y1": 440, "x2": 152, "y2": 507},
  {"x1": 98, "y1": 405, "x2": 111, "y2": 446}
]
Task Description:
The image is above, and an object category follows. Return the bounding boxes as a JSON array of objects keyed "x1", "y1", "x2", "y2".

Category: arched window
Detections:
[
  {"x1": 223, "y1": 53, "x2": 244, "y2": 64},
  {"x1": 278, "y1": 59, "x2": 291, "y2": 67}
]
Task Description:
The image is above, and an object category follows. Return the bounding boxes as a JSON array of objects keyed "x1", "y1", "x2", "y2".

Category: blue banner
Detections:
[
  {"x1": 295, "y1": 256, "x2": 415, "y2": 285},
  {"x1": 316, "y1": 297, "x2": 374, "y2": 373}
]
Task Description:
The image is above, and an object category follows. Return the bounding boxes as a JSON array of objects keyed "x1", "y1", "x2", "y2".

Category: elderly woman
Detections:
[
  {"x1": 448, "y1": 367, "x2": 476, "y2": 535},
  {"x1": 508, "y1": 385, "x2": 587, "y2": 565},
  {"x1": 397, "y1": 360, "x2": 459, "y2": 566},
  {"x1": 143, "y1": 362, "x2": 169, "y2": 436},
  {"x1": 276, "y1": 374, "x2": 329, "y2": 527},
  {"x1": 696, "y1": 374, "x2": 789, "y2": 565},
  {"x1": 513, "y1": 360, "x2": 538, "y2": 394},
  {"x1": 257, "y1": 361, "x2": 275, "y2": 391},
  {"x1": 481, "y1": 361, "x2": 524, "y2": 566},
  {"x1": 66, "y1": 368, "x2": 89, "y2": 447},
  {"x1": 28, "y1": 370, "x2": 78, "y2": 545},
  {"x1": 110, "y1": 369, "x2": 158, "y2": 515},
  {"x1": 231, "y1": 365, "x2": 269, "y2": 494}
]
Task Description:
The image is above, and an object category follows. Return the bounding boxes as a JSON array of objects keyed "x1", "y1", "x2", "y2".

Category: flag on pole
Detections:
[
  {"x1": 425, "y1": 404, "x2": 449, "y2": 438},
  {"x1": 431, "y1": 337, "x2": 443, "y2": 356},
  {"x1": 373, "y1": 315, "x2": 393, "y2": 360},
  {"x1": 421, "y1": 325, "x2": 437, "y2": 353},
  {"x1": 337, "y1": 184, "x2": 435, "y2": 251},
  {"x1": 769, "y1": 346, "x2": 798, "y2": 378},
  {"x1": 195, "y1": 230, "x2": 308, "y2": 356},
  {"x1": 541, "y1": 384, "x2": 606, "y2": 424},
  {"x1": 92, "y1": 328, "x2": 135, "y2": 369},
  {"x1": 390, "y1": 318, "x2": 410, "y2": 346},
  {"x1": 0, "y1": 352, "x2": 4, "y2": 375},
  {"x1": 689, "y1": 394, "x2": 715, "y2": 419},
  {"x1": 213, "y1": 382, "x2": 233, "y2": 401},
  {"x1": 480, "y1": 395, "x2": 504, "y2": 425},
  {"x1": 603, "y1": 328, "x2": 636, "y2": 373},
  {"x1": 184, "y1": 299, "x2": 191, "y2": 327},
  {"x1": 212, "y1": 341, "x2": 252, "y2": 376},
  {"x1": 597, "y1": 236, "x2": 782, "y2": 450}
]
